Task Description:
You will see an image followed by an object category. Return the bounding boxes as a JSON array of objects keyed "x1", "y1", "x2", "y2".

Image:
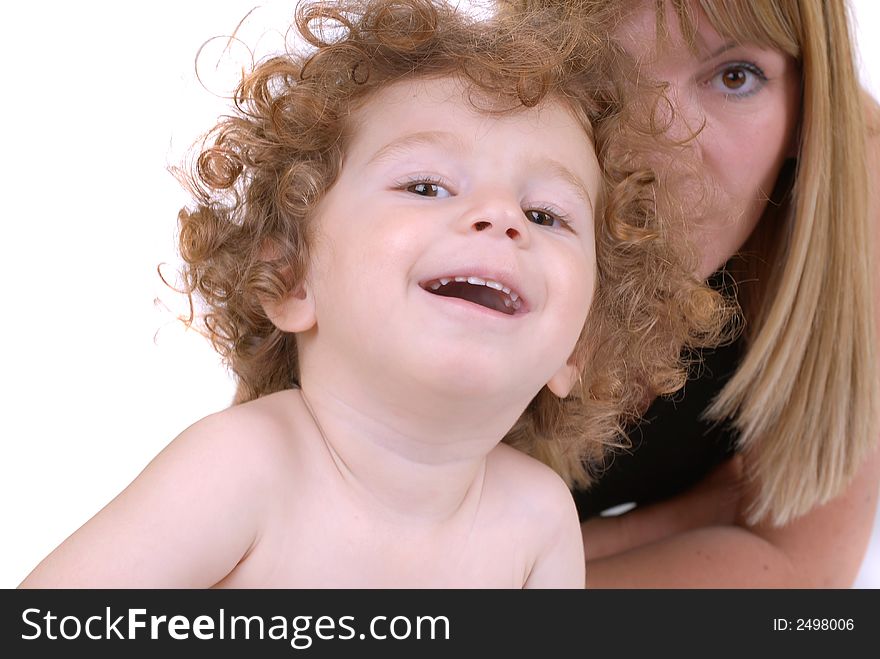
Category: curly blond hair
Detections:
[{"x1": 175, "y1": 0, "x2": 731, "y2": 488}]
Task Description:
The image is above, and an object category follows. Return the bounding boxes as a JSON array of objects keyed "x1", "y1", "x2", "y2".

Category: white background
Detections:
[{"x1": 2, "y1": 0, "x2": 879, "y2": 588}]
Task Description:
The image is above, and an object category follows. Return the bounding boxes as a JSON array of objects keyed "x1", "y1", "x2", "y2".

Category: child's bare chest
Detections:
[{"x1": 218, "y1": 485, "x2": 536, "y2": 588}]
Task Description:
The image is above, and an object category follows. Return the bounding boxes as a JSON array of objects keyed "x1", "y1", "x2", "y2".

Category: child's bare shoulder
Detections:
[
  {"x1": 485, "y1": 444, "x2": 584, "y2": 588},
  {"x1": 175, "y1": 389, "x2": 306, "y2": 485},
  {"x1": 184, "y1": 389, "x2": 300, "y2": 447},
  {"x1": 18, "y1": 390, "x2": 307, "y2": 588},
  {"x1": 485, "y1": 443, "x2": 578, "y2": 528}
]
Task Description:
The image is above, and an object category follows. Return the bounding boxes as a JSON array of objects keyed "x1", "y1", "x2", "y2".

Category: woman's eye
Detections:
[
  {"x1": 406, "y1": 182, "x2": 451, "y2": 198},
  {"x1": 707, "y1": 62, "x2": 767, "y2": 97}
]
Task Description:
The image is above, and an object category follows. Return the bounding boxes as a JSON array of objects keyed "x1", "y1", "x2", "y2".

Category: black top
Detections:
[{"x1": 572, "y1": 337, "x2": 742, "y2": 520}]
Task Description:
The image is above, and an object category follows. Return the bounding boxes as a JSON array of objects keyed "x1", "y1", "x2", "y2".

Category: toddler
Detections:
[{"x1": 20, "y1": 0, "x2": 726, "y2": 588}]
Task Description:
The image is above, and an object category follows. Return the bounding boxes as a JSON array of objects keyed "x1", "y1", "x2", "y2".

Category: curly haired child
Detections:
[{"x1": 20, "y1": 0, "x2": 727, "y2": 588}]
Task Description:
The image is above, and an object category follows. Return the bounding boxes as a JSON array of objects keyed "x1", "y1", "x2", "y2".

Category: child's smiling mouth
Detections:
[{"x1": 419, "y1": 275, "x2": 524, "y2": 315}]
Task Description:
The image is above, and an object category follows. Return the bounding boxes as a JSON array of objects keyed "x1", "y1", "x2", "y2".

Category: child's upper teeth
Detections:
[
  {"x1": 425, "y1": 275, "x2": 522, "y2": 311},
  {"x1": 450, "y1": 276, "x2": 507, "y2": 292}
]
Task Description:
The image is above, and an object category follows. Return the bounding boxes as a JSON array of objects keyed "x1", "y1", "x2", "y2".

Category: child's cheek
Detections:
[{"x1": 555, "y1": 251, "x2": 595, "y2": 345}]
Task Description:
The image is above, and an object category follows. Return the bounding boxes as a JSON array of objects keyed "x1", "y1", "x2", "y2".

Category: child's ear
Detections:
[
  {"x1": 546, "y1": 360, "x2": 580, "y2": 399},
  {"x1": 262, "y1": 283, "x2": 316, "y2": 333}
]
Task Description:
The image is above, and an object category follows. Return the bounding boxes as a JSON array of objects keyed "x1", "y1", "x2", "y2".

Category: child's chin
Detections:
[{"x1": 416, "y1": 357, "x2": 539, "y2": 400}]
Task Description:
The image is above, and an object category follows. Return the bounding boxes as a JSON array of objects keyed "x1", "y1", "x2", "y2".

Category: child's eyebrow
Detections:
[
  {"x1": 366, "y1": 130, "x2": 595, "y2": 211},
  {"x1": 528, "y1": 156, "x2": 596, "y2": 212},
  {"x1": 366, "y1": 130, "x2": 467, "y2": 165}
]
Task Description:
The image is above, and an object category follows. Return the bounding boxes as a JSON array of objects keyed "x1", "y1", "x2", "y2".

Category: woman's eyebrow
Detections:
[
  {"x1": 367, "y1": 130, "x2": 466, "y2": 165},
  {"x1": 701, "y1": 41, "x2": 737, "y2": 62}
]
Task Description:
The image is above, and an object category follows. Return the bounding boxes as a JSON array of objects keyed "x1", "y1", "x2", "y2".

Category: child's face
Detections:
[{"x1": 302, "y1": 76, "x2": 600, "y2": 403}]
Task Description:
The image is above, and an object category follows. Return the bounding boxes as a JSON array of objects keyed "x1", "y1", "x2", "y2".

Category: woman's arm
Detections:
[
  {"x1": 584, "y1": 447, "x2": 880, "y2": 588},
  {"x1": 581, "y1": 455, "x2": 742, "y2": 561}
]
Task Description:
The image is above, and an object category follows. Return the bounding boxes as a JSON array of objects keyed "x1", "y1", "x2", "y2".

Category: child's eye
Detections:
[
  {"x1": 706, "y1": 62, "x2": 767, "y2": 98},
  {"x1": 405, "y1": 181, "x2": 452, "y2": 198},
  {"x1": 524, "y1": 207, "x2": 572, "y2": 231}
]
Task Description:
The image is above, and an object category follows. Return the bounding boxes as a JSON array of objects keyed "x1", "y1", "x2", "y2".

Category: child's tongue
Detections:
[{"x1": 433, "y1": 281, "x2": 513, "y2": 315}]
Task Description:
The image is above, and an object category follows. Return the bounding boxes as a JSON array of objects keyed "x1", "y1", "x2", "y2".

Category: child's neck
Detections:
[{"x1": 296, "y1": 374, "x2": 528, "y2": 522}]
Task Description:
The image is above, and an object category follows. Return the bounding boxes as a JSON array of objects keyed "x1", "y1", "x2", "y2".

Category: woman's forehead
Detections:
[{"x1": 619, "y1": 0, "x2": 799, "y2": 58}]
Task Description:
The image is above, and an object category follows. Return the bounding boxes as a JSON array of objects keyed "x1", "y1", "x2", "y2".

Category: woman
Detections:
[{"x1": 514, "y1": 0, "x2": 880, "y2": 586}]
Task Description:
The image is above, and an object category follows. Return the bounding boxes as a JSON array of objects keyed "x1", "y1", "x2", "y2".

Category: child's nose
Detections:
[
  {"x1": 462, "y1": 195, "x2": 529, "y2": 246},
  {"x1": 471, "y1": 219, "x2": 522, "y2": 241}
]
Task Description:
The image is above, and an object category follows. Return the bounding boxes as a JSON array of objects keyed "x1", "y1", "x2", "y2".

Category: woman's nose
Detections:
[{"x1": 666, "y1": 90, "x2": 708, "y2": 149}]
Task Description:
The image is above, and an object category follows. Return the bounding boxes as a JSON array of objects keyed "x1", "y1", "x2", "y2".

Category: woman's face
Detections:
[{"x1": 616, "y1": 2, "x2": 802, "y2": 277}]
